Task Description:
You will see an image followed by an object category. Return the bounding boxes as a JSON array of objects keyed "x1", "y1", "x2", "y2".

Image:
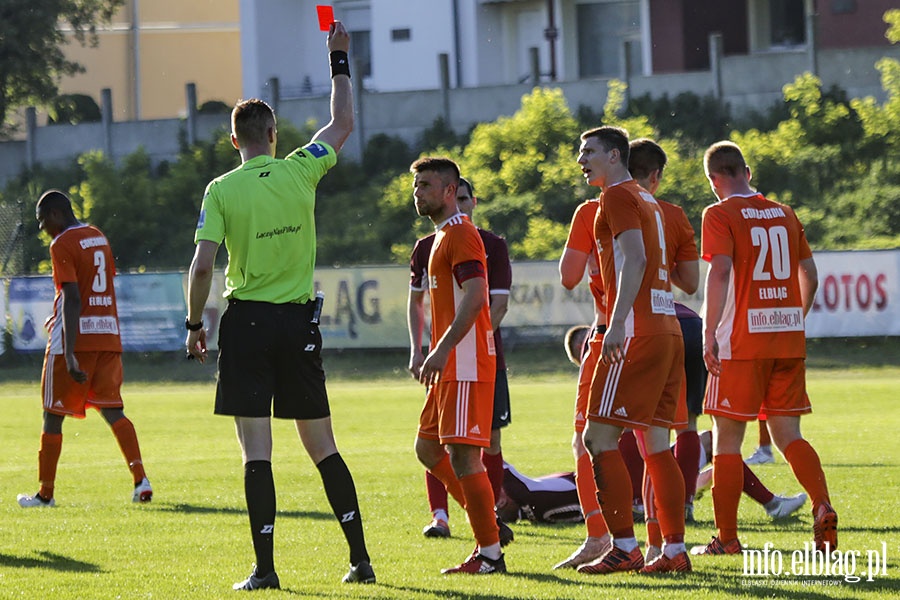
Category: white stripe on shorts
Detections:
[
  {"x1": 456, "y1": 381, "x2": 470, "y2": 438},
  {"x1": 597, "y1": 338, "x2": 631, "y2": 417}
]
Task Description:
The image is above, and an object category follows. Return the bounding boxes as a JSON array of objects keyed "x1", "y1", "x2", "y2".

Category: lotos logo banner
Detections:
[{"x1": 804, "y1": 250, "x2": 899, "y2": 337}]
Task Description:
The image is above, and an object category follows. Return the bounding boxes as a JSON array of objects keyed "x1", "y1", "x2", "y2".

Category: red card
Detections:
[{"x1": 316, "y1": 5, "x2": 334, "y2": 31}]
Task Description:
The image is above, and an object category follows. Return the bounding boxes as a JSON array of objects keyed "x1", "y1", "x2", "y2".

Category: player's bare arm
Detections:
[
  {"x1": 559, "y1": 247, "x2": 590, "y2": 290},
  {"x1": 419, "y1": 276, "x2": 487, "y2": 388},
  {"x1": 186, "y1": 240, "x2": 217, "y2": 363},
  {"x1": 798, "y1": 257, "x2": 819, "y2": 317},
  {"x1": 702, "y1": 254, "x2": 733, "y2": 376},
  {"x1": 311, "y1": 21, "x2": 353, "y2": 153},
  {"x1": 407, "y1": 288, "x2": 427, "y2": 378},
  {"x1": 60, "y1": 281, "x2": 87, "y2": 383},
  {"x1": 489, "y1": 293, "x2": 509, "y2": 332},
  {"x1": 601, "y1": 229, "x2": 646, "y2": 365},
  {"x1": 670, "y1": 259, "x2": 699, "y2": 295}
]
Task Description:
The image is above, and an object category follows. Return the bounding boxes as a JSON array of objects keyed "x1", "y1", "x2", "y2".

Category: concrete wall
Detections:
[{"x1": 1, "y1": 44, "x2": 897, "y2": 187}]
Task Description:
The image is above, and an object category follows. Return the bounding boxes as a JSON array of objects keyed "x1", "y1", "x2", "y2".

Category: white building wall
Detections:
[
  {"x1": 240, "y1": 0, "x2": 333, "y2": 101},
  {"x1": 368, "y1": 0, "x2": 456, "y2": 91}
]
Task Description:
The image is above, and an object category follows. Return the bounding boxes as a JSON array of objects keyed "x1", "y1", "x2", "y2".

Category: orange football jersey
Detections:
[
  {"x1": 701, "y1": 193, "x2": 812, "y2": 359},
  {"x1": 594, "y1": 180, "x2": 681, "y2": 337},
  {"x1": 427, "y1": 214, "x2": 496, "y2": 382},
  {"x1": 47, "y1": 224, "x2": 122, "y2": 354},
  {"x1": 659, "y1": 199, "x2": 699, "y2": 267},
  {"x1": 564, "y1": 199, "x2": 606, "y2": 314}
]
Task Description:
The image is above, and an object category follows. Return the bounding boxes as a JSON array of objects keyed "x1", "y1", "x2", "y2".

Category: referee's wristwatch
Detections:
[{"x1": 185, "y1": 317, "x2": 204, "y2": 331}]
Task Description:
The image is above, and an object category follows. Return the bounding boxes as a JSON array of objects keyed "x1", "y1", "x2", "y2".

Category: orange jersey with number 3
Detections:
[
  {"x1": 701, "y1": 193, "x2": 812, "y2": 360},
  {"x1": 47, "y1": 224, "x2": 122, "y2": 355}
]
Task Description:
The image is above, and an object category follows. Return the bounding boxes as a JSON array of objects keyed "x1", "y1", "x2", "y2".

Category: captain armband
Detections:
[{"x1": 452, "y1": 260, "x2": 486, "y2": 286}]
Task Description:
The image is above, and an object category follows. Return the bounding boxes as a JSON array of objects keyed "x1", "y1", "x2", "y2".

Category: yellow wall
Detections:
[{"x1": 56, "y1": 0, "x2": 241, "y2": 121}]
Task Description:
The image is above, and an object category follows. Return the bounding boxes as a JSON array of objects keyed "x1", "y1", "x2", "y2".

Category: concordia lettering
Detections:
[
  {"x1": 741, "y1": 207, "x2": 786, "y2": 220},
  {"x1": 79, "y1": 236, "x2": 107, "y2": 249}
]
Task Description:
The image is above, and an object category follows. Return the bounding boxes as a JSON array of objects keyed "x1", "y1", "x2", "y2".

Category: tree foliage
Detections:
[
  {"x1": 0, "y1": 0, "x2": 126, "y2": 136},
  {"x1": 4, "y1": 11, "x2": 900, "y2": 273}
]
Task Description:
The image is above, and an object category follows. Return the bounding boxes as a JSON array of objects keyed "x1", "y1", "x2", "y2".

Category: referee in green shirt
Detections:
[{"x1": 185, "y1": 21, "x2": 374, "y2": 590}]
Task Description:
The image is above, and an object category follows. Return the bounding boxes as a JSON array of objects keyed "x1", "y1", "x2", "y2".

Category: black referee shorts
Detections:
[{"x1": 214, "y1": 299, "x2": 330, "y2": 420}]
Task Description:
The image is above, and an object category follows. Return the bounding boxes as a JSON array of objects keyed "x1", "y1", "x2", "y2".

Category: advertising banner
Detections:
[
  {"x1": 4, "y1": 250, "x2": 898, "y2": 354},
  {"x1": 8, "y1": 276, "x2": 54, "y2": 352},
  {"x1": 8, "y1": 273, "x2": 188, "y2": 353},
  {"x1": 804, "y1": 250, "x2": 899, "y2": 337},
  {"x1": 116, "y1": 273, "x2": 188, "y2": 351}
]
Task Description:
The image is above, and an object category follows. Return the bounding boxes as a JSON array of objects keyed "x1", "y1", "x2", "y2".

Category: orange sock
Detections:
[
  {"x1": 459, "y1": 471, "x2": 500, "y2": 547},
  {"x1": 645, "y1": 450, "x2": 686, "y2": 545},
  {"x1": 38, "y1": 433, "x2": 63, "y2": 499},
  {"x1": 783, "y1": 439, "x2": 830, "y2": 511},
  {"x1": 712, "y1": 453, "x2": 743, "y2": 543},
  {"x1": 428, "y1": 453, "x2": 466, "y2": 508},
  {"x1": 111, "y1": 418, "x2": 146, "y2": 483},
  {"x1": 592, "y1": 450, "x2": 634, "y2": 539},
  {"x1": 576, "y1": 451, "x2": 608, "y2": 537}
]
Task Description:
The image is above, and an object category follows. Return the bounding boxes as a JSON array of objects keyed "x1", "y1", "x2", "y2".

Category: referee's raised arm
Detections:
[{"x1": 312, "y1": 20, "x2": 353, "y2": 153}]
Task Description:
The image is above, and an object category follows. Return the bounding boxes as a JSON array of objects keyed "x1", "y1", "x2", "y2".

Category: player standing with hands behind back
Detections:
[{"x1": 185, "y1": 21, "x2": 375, "y2": 590}]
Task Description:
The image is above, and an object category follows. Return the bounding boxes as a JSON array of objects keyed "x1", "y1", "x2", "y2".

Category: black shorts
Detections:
[
  {"x1": 492, "y1": 368, "x2": 511, "y2": 430},
  {"x1": 678, "y1": 314, "x2": 706, "y2": 417},
  {"x1": 215, "y1": 299, "x2": 329, "y2": 420}
]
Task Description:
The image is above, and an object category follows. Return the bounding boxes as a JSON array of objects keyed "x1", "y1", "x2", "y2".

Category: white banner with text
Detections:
[{"x1": 2, "y1": 249, "x2": 897, "y2": 354}]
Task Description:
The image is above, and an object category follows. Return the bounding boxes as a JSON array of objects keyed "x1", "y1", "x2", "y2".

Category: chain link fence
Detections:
[{"x1": 0, "y1": 198, "x2": 26, "y2": 276}]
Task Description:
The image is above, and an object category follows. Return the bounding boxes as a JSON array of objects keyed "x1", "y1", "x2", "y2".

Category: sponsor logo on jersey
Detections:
[
  {"x1": 79, "y1": 316, "x2": 119, "y2": 335},
  {"x1": 748, "y1": 307, "x2": 804, "y2": 333},
  {"x1": 304, "y1": 143, "x2": 328, "y2": 158},
  {"x1": 650, "y1": 288, "x2": 676, "y2": 316},
  {"x1": 196, "y1": 209, "x2": 206, "y2": 229}
]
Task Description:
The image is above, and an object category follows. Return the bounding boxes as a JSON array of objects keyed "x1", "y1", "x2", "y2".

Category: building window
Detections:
[
  {"x1": 769, "y1": 0, "x2": 805, "y2": 47},
  {"x1": 391, "y1": 28, "x2": 411, "y2": 42},
  {"x1": 576, "y1": 1, "x2": 641, "y2": 78},
  {"x1": 350, "y1": 30, "x2": 372, "y2": 77},
  {"x1": 751, "y1": 0, "x2": 806, "y2": 50}
]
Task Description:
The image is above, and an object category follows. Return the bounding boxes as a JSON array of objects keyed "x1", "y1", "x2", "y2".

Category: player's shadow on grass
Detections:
[
  {"x1": 153, "y1": 502, "x2": 334, "y2": 521},
  {"x1": 0, "y1": 550, "x2": 101, "y2": 572}
]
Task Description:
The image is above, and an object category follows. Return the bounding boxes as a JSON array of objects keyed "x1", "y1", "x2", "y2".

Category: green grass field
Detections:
[{"x1": 0, "y1": 342, "x2": 898, "y2": 599}]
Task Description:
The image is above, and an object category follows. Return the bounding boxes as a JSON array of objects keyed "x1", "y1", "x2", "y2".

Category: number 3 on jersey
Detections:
[
  {"x1": 92, "y1": 250, "x2": 108, "y2": 293},
  {"x1": 750, "y1": 225, "x2": 789, "y2": 281}
]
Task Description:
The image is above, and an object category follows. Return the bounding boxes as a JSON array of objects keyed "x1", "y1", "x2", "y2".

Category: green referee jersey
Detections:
[{"x1": 195, "y1": 141, "x2": 337, "y2": 304}]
